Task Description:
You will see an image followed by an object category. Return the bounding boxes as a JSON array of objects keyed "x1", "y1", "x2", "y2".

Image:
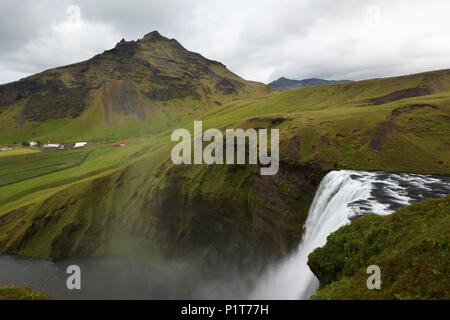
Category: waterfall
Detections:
[{"x1": 249, "y1": 170, "x2": 450, "y2": 300}]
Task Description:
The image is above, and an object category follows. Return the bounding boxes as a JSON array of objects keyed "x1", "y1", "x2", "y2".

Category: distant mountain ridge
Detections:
[{"x1": 268, "y1": 77, "x2": 352, "y2": 91}]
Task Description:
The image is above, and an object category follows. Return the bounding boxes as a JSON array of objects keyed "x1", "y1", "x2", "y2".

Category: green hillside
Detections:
[
  {"x1": 194, "y1": 68, "x2": 450, "y2": 175},
  {"x1": 308, "y1": 195, "x2": 450, "y2": 300},
  {"x1": 0, "y1": 31, "x2": 272, "y2": 145},
  {"x1": 0, "y1": 32, "x2": 449, "y2": 274}
]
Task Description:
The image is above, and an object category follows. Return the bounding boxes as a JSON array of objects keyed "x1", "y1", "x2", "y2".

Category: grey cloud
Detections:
[{"x1": 1, "y1": 0, "x2": 450, "y2": 85}]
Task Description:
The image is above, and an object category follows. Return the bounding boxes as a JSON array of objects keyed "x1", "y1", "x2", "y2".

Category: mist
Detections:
[{"x1": 0, "y1": 254, "x2": 267, "y2": 299}]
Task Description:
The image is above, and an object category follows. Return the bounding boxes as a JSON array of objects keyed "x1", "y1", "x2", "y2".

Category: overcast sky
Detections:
[{"x1": 1, "y1": 0, "x2": 450, "y2": 85}]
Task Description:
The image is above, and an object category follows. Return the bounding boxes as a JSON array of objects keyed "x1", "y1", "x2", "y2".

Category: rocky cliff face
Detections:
[{"x1": 0, "y1": 151, "x2": 325, "y2": 273}]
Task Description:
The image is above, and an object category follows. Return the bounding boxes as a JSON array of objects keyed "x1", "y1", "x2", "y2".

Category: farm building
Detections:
[
  {"x1": 1, "y1": 146, "x2": 12, "y2": 151},
  {"x1": 74, "y1": 142, "x2": 88, "y2": 148},
  {"x1": 43, "y1": 143, "x2": 61, "y2": 148},
  {"x1": 114, "y1": 141, "x2": 129, "y2": 147},
  {"x1": 30, "y1": 142, "x2": 38, "y2": 146}
]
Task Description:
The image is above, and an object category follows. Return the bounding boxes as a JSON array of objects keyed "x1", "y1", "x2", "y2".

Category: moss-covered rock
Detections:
[{"x1": 0, "y1": 285, "x2": 49, "y2": 300}]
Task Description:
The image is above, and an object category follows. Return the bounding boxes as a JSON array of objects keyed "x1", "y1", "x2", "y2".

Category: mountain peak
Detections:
[
  {"x1": 141, "y1": 30, "x2": 165, "y2": 42},
  {"x1": 113, "y1": 31, "x2": 169, "y2": 49},
  {"x1": 0, "y1": 31, "x2": 271, "y2": 123}
]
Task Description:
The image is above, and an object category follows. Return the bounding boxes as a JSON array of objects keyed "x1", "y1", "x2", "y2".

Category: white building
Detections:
[
  {"x1": 74, "y1": 142, "x2": 88, "y2": 148},
  {"x1": 30, "y1": 142, "x2": 38, "y2": 146}
]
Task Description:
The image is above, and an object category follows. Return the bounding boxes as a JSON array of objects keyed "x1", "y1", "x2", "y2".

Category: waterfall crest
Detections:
[{"x1": 249, "y1": 170, "x2": 450, "y2": 299}]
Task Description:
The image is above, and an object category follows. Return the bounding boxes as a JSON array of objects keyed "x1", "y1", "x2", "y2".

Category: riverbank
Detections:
[{"x1": 0, "y1": 285, "x2": 49, "y2": 300}]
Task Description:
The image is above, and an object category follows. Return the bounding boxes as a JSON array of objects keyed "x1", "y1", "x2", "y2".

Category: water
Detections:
[
  {"x1": 249, "y1": 170, "x2": 450, "y2": 299},
  {"x1": 0, "y1": 170, "x2": 449, "y2": 299},
  {"x1": 0, "y1": 256, "x2": 197, "y2": 299}
]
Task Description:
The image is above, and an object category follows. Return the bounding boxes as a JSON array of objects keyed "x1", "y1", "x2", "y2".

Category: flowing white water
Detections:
[{"x1": 249, "y1": 170, "x2": 450, "y2": 299}]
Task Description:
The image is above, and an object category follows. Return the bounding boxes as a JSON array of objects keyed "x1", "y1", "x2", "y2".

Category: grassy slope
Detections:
[
  {"x1": 0, "y1": 89, "x2": 273, "y2": 145},
  {"x1": 308, "y1": 195, "x2": 450, "y2": 300},
  {"x1": 0, "y1": 69, "x2": 449, "y2": 268},
  {"x1": 0, "y1": 285, "x2": 49, "y2": 300},
  {"x1": 198, "y1": 69, "x2": 450, "y2": 175}
]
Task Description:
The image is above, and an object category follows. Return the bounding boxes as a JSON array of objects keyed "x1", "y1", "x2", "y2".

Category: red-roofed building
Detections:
[
  {"x1": 114, "y1": 142, "x2": 129, "y2": 147},
  {"x1": 44, "y1": 143, "x2": 61, "y2": 148}
]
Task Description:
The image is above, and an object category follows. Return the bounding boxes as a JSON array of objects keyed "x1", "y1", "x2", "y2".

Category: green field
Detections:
[{"x1": 0, "y1": 148, "x2": 40, "y2": 158}]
